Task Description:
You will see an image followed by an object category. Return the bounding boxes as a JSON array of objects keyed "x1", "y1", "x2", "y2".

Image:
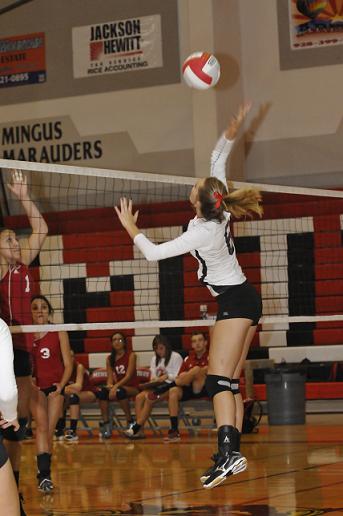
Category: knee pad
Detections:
[
  {"x1": 231, "y1": 379, "x2": 240, "y2": 395},
  {"x1": 96, "y1": 387, "x2": 109, "y2": 401},
  {"x1": 69, "y1": 393, "x2": 80, "y2": 405},
  {"x1": 115, "y1": 387, "x2": 127, "y2": 401},
  {"x1": 205, "y1": 375, "x2": 231, "y2": 399},
  {"x1": 2, "y1": 417, "x2": 27, "y2": 442}
]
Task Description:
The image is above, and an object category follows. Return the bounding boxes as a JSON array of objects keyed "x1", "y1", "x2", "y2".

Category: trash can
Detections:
[{"x1": 265, "y1": 369, "x2": 306, "y2": 425}]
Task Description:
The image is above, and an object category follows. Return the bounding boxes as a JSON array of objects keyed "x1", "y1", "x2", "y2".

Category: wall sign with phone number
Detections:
[
  {"x1": 0, "y1": 71, "x2": 46, "y2": 87},
  {"x1": 0, "y1": 32, "x2": 46, "y2": 89}
]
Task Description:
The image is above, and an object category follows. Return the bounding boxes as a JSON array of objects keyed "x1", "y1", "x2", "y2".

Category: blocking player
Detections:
[{"x1": 0, "y1": 169, "x2": 48, "y2": 507}]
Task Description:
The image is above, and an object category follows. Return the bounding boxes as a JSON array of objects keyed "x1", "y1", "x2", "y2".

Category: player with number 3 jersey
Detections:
[{"x1": 30, "y1": 295, "x2": 73, "y2": 493}]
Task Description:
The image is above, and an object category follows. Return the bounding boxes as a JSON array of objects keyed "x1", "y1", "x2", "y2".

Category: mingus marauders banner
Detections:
[{"x1": 72, "y1": 15, "x2": 163, "y2": 78}]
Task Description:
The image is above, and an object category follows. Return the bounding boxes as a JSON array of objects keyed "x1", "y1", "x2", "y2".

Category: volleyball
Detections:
[{"x1": 182, "y1": 52, "x2": 220, "y2": 90}]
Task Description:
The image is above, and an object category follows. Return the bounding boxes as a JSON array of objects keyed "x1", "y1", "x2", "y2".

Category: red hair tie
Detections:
[{"x1": 213, "y1": 191, "x2": 223, "y2": 209}]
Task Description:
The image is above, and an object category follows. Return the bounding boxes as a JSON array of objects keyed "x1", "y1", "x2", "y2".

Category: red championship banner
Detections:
[{"x1": 0, "y1": 32, "x2": 46, "y2": 88}]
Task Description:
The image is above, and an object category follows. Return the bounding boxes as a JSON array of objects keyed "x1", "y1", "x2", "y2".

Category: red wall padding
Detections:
[
  {"x1": 315, "y1": 248, "x2": 343, "y2": 264},
  {"x1": 316, "y1": 296, "x2": 343, "y2": 313},
  {"x1": 86, "y1": 262, "x2": 110, "y2": 277},
  {"x1": 316, "y1": 280, "x2": 343, "y2": 296},
  {"x1": 86, "y1": 307, "x2": 134, "y2": 322},
  {"x1": 315, "y1": 264, "x2": 343, "y2": 280},
  {"x1": 63, "y1": 245, "x2": 133, "y2": 263},
  {"x1": 254, "y1": 382, "x2": 343, "y2": 401},
  {"x1": 313, "y1": 329, "x2": 343, "y2": 345},
  {"x1": 109, "y1": 291, "x2": 134, "y2": 307}
]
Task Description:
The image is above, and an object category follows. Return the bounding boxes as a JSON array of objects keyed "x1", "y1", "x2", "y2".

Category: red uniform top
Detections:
[
  {"x1": 179, "y1": 351, "x2": 209, "y2": 374},
  {"x1": 33, "y1": 332, "x2": 64, "y2": 389},
  {"x1": 69, "y1": 362, "x2": 92, "y2": 392},
  {"x1": 0, "y1": 263, "x2": 34, "y2": 353},
  {"x1": 109, "y1": 351, "x2": 139, "y2": 388}
]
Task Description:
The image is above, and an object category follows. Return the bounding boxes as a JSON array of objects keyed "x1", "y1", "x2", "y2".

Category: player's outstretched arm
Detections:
[
  {"x1": 211, "y1": 101, "x2": 252, "y2": 184},
  {"x1": 115, "y1": 197, "x2": 209, "y2": 262},
  {"x1": 7, "y1": 169, "x2": 48, "y2": 265}
]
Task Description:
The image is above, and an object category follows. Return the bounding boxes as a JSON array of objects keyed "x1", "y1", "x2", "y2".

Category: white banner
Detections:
[{"x1": 72, "y1": 15, "x2": 163, "y2": 78}]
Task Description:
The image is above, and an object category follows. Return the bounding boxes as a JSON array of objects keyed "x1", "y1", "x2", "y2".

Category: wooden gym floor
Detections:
[{"x1": 20, "y1": 414, "x2": 343, "y2": 515}]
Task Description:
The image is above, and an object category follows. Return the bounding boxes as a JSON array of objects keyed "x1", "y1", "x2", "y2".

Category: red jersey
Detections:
[
  {"x1": 33, "y1": 332, "x2": 64, "y2": 389},
  {"x1": 109, "y1": 352, "x2": 139, "y2": 388},
  {"x1": 0, "y1": 263, "x2": 34, "y2": 352},
  {"x1": 179, "y1": 351, "x2": 209, "y2": 374}
]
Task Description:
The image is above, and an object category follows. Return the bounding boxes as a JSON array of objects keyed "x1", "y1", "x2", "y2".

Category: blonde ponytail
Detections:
[{"x1": 223, "y1": 186, "x2": 263, "y2": 219}]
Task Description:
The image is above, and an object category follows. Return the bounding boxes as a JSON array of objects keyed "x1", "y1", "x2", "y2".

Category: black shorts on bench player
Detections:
[
  {"x1": 115, "y1": 102, "x2": 263, "y2": 489},
  {"x1": 30, "y1": 296, "x2": 73, "y2": 493}
]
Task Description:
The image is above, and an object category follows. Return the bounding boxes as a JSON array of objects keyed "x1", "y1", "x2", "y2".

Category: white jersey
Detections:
[
  {"x1": 134, "y1": 134, "x2": 246, "y2": 296},
  {"x1": 0, "y1": 318, "x2": 18, "y2": 422},
  {"x1": 149, "y1": 351, "x2": 183, "y2": 382}
]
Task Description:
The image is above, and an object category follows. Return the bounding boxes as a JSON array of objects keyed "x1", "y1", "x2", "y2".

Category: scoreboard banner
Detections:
[
  {"x1": 0, "y1": 32, "x2": 46, "y2": 88},
  {"x1": 72, "y1": 15, "x2": 163, "y2": 79}
]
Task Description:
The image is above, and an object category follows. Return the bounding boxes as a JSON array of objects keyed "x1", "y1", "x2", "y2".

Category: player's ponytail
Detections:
[
  {"x1": 223, "y1": 187, "x2": 263, "y2": 219},
  {"x1": 198, "y1": 176, "x2": 263, "y2": 221}
]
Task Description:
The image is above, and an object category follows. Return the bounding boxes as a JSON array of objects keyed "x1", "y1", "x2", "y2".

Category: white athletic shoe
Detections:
[
  {"x1": 64, "y1": 430, "x2": 79, "y2": 442},
  {"x1": 202, "y1": 452, "x2": 247, "y2": 489}
]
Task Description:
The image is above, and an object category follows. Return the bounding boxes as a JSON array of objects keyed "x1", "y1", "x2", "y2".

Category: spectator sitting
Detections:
[
  {"x1": 153, "y1": 331, "x2": 209, "y2": 442},
  {"x1": 124, "y1": 335, "x2": 183, "y2": 439}
]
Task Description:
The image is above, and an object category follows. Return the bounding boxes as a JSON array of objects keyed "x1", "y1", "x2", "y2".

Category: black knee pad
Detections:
[
  {"x1": 69, "y1": 393, "x2": 80, "y2": 405},
  {"x1": 231, "y1": 379, "x2": 240, "y2": 395},
  {"x1": 205, "y1": 375, "x2": 231, "y2": 399},
  {"x1": 115, "y1": 387, "x2": 127, "y2": 401},
  {"x1": 2, "y1": 417, "x2": 27, "y2": 442},
  {"x1": 96, "y1": 387, "x2": 109, "y2": 401}
]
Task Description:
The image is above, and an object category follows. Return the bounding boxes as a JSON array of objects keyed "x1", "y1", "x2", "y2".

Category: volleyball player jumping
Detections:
[
  {"x1": 115, "y1": 102, "x2": 262, "y2": 489},
  {"x1": 0, "y1": 169, "x2": 48, "y2": 509}
]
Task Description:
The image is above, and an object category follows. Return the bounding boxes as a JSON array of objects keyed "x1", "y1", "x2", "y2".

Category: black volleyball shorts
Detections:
[{"x1": 216, "y1": 280, "x2": 262, "y2": 326}]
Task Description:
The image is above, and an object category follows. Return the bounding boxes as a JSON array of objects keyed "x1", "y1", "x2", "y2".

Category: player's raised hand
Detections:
[
  {"x1": 115, "y1": 198, "x2": 139, "y2": 230},
  {"x1": 225, "y1": 101, "x2": 252, "y2": 140},
  {"x1": 7, "y1": 169, "x2": 28, "y2": 200}
]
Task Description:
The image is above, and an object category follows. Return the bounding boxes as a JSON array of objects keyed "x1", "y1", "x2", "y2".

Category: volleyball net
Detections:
[{"x1": 1, "y1": 157, "x2": 342, "y2": 363}]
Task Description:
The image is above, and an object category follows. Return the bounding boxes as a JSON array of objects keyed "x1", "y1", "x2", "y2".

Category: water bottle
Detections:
[{"x1": 200, "y1": 304, "x2": 208, "y2": 320}]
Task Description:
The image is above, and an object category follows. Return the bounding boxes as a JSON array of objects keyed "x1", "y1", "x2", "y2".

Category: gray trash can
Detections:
[{"x1": 265, "y1": 369, "x2": 306, "y2": 425}]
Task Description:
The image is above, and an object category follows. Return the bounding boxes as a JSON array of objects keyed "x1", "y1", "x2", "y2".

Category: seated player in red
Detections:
[
  {"x1": 160, "y1": 331, "x2": 209, "y2": 442},
  {"x1": 0, "y1": 169, "x2": 48, "y2": 513},
  {"x1": 124, "y1": 335, "x2": 183, "y2": 439},
  {"x1": 95, "y1": 333, "x2": 140, "y2": 439},
  {"x1": 62, "y1": 350, "x2": 98, "y2": 442},
  {"x1": 30, "y1": 295, "x2": 73, "y2": 493}
]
